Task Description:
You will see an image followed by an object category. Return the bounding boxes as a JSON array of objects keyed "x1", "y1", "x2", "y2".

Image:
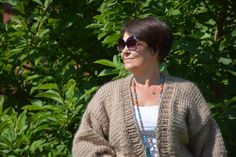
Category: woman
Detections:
[{"x1": 72, "y1": 17, "x2": 227, "y2": 157}]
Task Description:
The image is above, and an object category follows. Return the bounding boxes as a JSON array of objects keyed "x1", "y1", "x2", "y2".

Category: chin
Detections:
[{"x1": 124, "y1": 64, "x2": 138, "y2": 72}]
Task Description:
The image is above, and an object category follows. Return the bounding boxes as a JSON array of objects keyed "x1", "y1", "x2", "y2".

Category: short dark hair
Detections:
[{"x1": 120, "y1": 17, "x2": 173, "y2": 62}]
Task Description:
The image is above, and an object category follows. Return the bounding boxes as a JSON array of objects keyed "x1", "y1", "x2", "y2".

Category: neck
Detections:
[
  {"x1": 133, "y1": 73, "x2": 161, "y2": 87},
  {"x1": 132, "y1": 65, "x2": 161, "y2": 87}
]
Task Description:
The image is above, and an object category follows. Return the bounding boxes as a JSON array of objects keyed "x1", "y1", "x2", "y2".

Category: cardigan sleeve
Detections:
[
  {"x1": 72, "y1": 86, "x2": 117, "y2": 157},
  {"x1": 186, "y1": 83, "x2": 227, "y2": 157}
]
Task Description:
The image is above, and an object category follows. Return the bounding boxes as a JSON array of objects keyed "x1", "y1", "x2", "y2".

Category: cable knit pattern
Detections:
[{"x1": 72, "y1": 74, "x2": 227, "y2": 157}]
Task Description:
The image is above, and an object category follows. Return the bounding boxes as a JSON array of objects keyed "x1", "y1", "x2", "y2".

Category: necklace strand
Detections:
[{"x1": 132, "y1": 74, "x2": 165, "y2": 157}]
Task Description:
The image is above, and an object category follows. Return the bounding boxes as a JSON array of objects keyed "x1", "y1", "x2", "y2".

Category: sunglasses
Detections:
[{"x1": 117, "y1": 36, "x2": 139, "y2": 52}]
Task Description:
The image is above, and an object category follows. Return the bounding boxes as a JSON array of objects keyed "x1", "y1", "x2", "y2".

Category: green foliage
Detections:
[
  {"x1": 0, "y1": 0, "x2": 107, "y2": 107},
  {"x1": 0, "y1": 0, "x2": 235, "y2": 156},
  {"x1": 0, "y1": 79, "x2": 97, "y2": 156},
  {"x1": 0, "y1": 0, "x2": 102, "y2": 156},
  {"x1": 94, "y1": 54, "x2": 130, "y2": 79}
]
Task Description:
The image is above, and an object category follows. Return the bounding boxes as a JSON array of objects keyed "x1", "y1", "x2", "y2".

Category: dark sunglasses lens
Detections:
[
  {"x1": 117, "y1": 39, "x2": 126, "y2": 52},
  {"x1": 126, "y1": 37, "x2": 137, "y2": 50}
]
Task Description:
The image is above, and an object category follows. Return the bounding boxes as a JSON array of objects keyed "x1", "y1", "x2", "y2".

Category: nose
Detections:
[
  {"x1": 121, "y1": 45, "x2": 130, "y2": 54},
  {"x1": 121, "y1": 46, "x2": 131, "y2": 59}
]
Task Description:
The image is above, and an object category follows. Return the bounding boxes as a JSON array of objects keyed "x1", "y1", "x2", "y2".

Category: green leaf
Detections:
[
  {"x1": 0, "y1": 141, "x2": 8, "y2": 149},
  {"x1": 102, "y1": 34, "x2": 120, "y2": 47},
  {"x1": 25, "y1": 75, "x2": 40, "y2": 82},
  {"x1": 65, "y1": 80, "x2": 76, "y2": 99},
  {"x1": 32, "y1": 124, "x2": 52, "y2": 134},
  {"x1": 160, "y1": 62, "x2": 169, "y2": 73},
  {"x1": 31, "y1": 99, "x2": 43, "y2": 107},
  {"x1": 113, "y1": 55, "x2": 121, "y2": 67},
  {"x1": 2, "y1": 0, "x2": 18, "y2": 6},
  {"x1": 98, "y1": 32, "x2": 107, "y2": 40},
  {"x1": 0, "y1": 132, "x2": 14, "y2": 147},
  {"x1": 168, "y1": 9, "x2": 181, "y2": 16},
  {"x1": 31, "y1": 83, "x2": 58, "y2": 95},
  {"x1": 30, "y1": 140, "x2": 45, "y2": 153},
  {"x1": 98, "y1": 69, "x2": 119, "y2": 77},
  {"x1": 0, "y1": 96, "x2": 4, "y2": 114},
  {"x1": 6, "y1": 47, "x2": 24, "y2": 58},
  {"x1": 44, "y1": 0, "x2": 53, "y2": 10},
  {"x1": 78, "y1": 86, "x2": 99, "y2": 102},
  {"x1": 43, "y1": 105, "x2": 59, "y2": 111},
  {"x1": 200, "y1": 33, "x2": 211, "y2": 40},
  {"x1": 10, "y1": 15, "x2": 26, "y2": 26},
  {"x1": 17, "y1": 110, "x2": 27, "y2": 132},
  {"x1": 37, "y1": 28, "x2": 50, "y2": 38},
  {"x1": 123, "y1": 0, "x2": 136, "y2": 4},
  {"x1": 32, "y1": 0, "x2": 43, "y2": 5},
  {"x1": 140, "y1": 0, "x2": 152, "y2": 9},
  {"x1": 0, "y1": 121, "x2": 10, "y2": 131},
  {"x1": 76, "y1": 13, "x2": 84, "y2": 18},
  {"x1": 94, "y1": 59, "x2": 116, "y2": 67},
  {"x1": 36, "y1": 83, "x2": 59, "y2": 90},
  {"x1": 93, "y1": 15, "x2": 105, "y2": 23},
  {"x1": 35, "y1": 90, "x2": 64, "y2": 105},
  {"x1": 30, "y1": 87, "x2": 38, "y2": 95},
  {"x1": 231, "y1": 29, "x2": 236, "y2": 37},
  {"x1": 22, "y1": 105, "x2": 43, "y2": 111},
  {"x1": 227, "y1": 69, "x2": 236, "y2": 76},
  {"x1": 38, "y1": 76, "x2": 54, "y2": 84},
  {"x1": 86, "y1": 23, "x2": 103, "y2": 29},
  {"x1": 219, "y1": 57, "x2": 232, "y2": 65}
]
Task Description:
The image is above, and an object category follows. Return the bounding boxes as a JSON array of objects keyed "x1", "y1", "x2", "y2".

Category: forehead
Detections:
[{"x1": 123, "y1": 32, "x2": 131, "y2": 41}]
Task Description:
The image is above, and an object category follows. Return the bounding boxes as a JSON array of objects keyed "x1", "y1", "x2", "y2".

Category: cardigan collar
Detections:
[{"x1": 121, "y1": 73, "x2": 176, "y2": 156}]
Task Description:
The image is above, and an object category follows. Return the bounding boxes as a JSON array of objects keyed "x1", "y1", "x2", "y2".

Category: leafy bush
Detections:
[
  {"x1": 0, "y1": 0, "x2": 235, "y2": 156},
  {"x1": 0, "y1": 79, "x2": 97, "y2": 156}
]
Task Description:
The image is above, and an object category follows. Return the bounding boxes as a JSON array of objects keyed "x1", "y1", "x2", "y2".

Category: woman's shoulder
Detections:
[
  {"x1": 96, "y1": 75, "x2": 132, "y2": 95},
  {"x1": 165, "y1": 73, "x2": 196, "y2": 86},
  {"x1": 165, "y1": 74, "x2": 209, "y2": 110},
  {"x1": 164, "y1": 73, "x2": 201, "y2": 94}
]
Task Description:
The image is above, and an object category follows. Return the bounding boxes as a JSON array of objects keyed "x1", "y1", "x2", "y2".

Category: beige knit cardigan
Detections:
[{"x1": 72, "y1": 74, "x2": 227, "y2": 157}]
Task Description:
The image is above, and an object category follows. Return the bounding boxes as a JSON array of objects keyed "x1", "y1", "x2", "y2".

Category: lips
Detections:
[
  {"x1": 123, "y1": 58, "x2": 134, "y2": 63},
  {"x1": 124, "y1": 58, "x2": 134, "y2": 61}
]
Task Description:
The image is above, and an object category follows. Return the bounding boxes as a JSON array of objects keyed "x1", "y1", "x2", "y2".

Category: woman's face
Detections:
[{"x1": 120, "y1": 32, "x2": 158, "y2": 74}]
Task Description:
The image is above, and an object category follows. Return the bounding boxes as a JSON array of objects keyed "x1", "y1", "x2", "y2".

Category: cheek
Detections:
[
  {"x1": 121, "y1": 54, "x2": 124, "y2": 60},
  {"x1": 142, "y1": 50, "x2": 155, "y2": 61}
]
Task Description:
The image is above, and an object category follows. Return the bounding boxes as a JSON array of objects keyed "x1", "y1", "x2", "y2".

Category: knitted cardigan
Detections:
[{"x1": 72, "y1": 74, "x2": 227, "y2": 157}]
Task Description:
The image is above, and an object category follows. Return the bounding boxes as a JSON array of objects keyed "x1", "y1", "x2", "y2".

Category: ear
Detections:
[
  {"x1": 153, "y1": 50, "x2": 161, "y2": 62},
  {"x1": 152, "y1": 49, "x2": 159, "y2": 58}
]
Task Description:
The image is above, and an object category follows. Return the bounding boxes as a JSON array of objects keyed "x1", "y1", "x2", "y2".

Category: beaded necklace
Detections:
[{"x1": 132, "y1": 74, "x2": 165, "y2": 157}]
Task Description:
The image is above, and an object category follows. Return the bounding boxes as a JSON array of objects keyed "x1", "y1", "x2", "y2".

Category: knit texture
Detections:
[{"x1": 72, "y1": 74, "x2": 227, "y2": 157}]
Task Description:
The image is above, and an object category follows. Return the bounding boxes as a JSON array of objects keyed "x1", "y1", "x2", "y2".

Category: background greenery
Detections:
[{"x1": 0, "y1": 0, "x2": 235, "y2": 156}]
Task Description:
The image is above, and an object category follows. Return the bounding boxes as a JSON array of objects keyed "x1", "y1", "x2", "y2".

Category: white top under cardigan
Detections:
[{"x1": 134, "y1": 105, "x2": 160, "y2": 157}]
